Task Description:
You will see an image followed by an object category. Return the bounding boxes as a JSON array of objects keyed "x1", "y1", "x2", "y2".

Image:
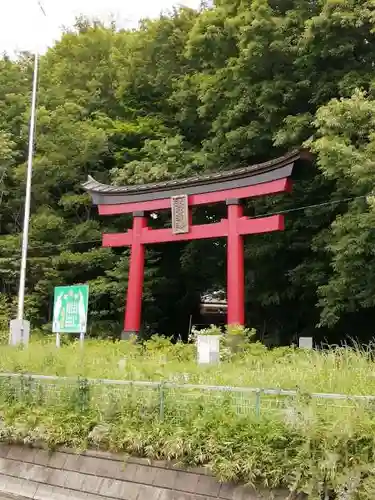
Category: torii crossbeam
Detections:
[{"x1": 83, "y1": 149, "x2": 310, "y2": 338}]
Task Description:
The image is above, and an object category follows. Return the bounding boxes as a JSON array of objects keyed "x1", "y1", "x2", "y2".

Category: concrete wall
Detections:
[{"x1": 0, "y1": 445, "x2": 305, "y2": 500}]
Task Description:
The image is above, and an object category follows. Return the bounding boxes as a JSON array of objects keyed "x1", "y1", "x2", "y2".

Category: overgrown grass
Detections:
[
  {"x1": 0, "y1": 335, "x2": 374, "y2": 395},
  {"x1": 0, "y1": 336, "x2": 375, "y2": 498}
]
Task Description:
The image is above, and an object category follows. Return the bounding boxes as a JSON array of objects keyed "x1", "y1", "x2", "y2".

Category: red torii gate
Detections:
[{"x1": 83, "y1": 150, "x2": 309, "y2": 337}]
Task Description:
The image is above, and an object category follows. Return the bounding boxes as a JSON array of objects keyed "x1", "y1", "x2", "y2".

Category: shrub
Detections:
[
  {"x1": 0, "y1": 374, "x2": 374, "y2": 499},
  {"x1": 0, "y1": 295, "x2": 11, "y2": 345}
]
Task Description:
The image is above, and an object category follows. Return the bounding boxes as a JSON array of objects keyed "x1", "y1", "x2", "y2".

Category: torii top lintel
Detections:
[{"x1": 82, "y1": 149, "x2": 310, "y2": 216}]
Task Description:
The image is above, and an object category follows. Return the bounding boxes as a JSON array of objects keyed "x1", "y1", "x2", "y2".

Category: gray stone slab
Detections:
[
  {"x1": 63, "y1": 471, "x2": 86, "y2": 491},
  {"x1": 76, "y1": 456, "x2": 100, "y2": 475},
  {"x1": 136, "y1": 484, "x2": 162, "y2": 500},
  {"x1": 0, "y1": 447, "x2": 293, "y2": 500},
  {"x1": 79, "y1": 493, "x2": 107, "y2": 500},
  {"x1": 7, "y1": 446, "x2": 35, "y2": 463},
  {"x1": 0, "y1": 458, "x2": 11, "y2": 473},
  {"x1": 153, "y1": 468, "x2": 178, "y2": 489},
  {"x1": 32, "y1": 450, "x2": 51, "y2": 467},
  {"x1": 179, "y1": 494, "x2": 205, "y2": 500},
  {"x1": 0, "y1": 494, "x2": 32, "y2": 500},
  {"x1": 53, "y1": 486, "x2": 92, "y2": 500},
  {"x1": 88, "y1": 457, "x2": 121, "y2": 479},
  {"x1": 0, "y1": 445, "x2": 11, "y2": 459},
  {"x1": 1, "y1": 475, "x2": 38, "y2": 498},
  {"x1": 157, "y1": 491, "x2": 174, "y2": 500},
  {"x1": 75, "y1": 454, "x2": 138, "y2": 479},
  {"x1": 0, "y1": 472, "x2": 9, "y2": 484},
  {"x1": 78, "y1": 455, "x2": 131, "y2": 482},
  {"x1": 174, "y1": 472, "x2": 199, "y2": 494},
  {"x1": 33, "y1": 484, "x2": 57, "y2": 500},
  {"x1": 100, "y1": 478, "x2": 129, "y2": 498},
  {"x1": 48, "y1": 452, "x2": 68, "y2": 470},
  {"x1": 67, "y1": 490, "x2": 91, "y2": 500},
  {"x1": 64, "y1": 454, "x2": 86, "y2": 472},
  {"x1": 14, "y1": 462, "x2": 38, "y2": 481},
  {"x1": 45, "y1": 486, "x2": 74, "y2": 500},
  {"x1": 1, "y1": 459, "x2": 23, "y2": 477},
  {"x1": 159, "y1": 492, "x2": 202, "y2": 500},
  {"x1": 134, "y1": 464, "x2": 158, "y2": 485},
  {"x1": 24, "y1": 464, "x2": 51, "y2": 483},
  {"x1": 48, "y1": 469, "x2": 70, "y2": 487},
  {"x1": 116, "y1": 481, "x2": 140, "y2": 500},
  {"x1": 81, "y1": 475, "x2": 104, "y2": 495},
  {"x1": 118, "y1": 463, "x2": 139, "y2": 482},
  {"x1": 195, "y1": 475, "x2": 221, "y2": 497}
]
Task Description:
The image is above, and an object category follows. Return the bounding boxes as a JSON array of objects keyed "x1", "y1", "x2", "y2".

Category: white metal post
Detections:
[{"x1": 17, "y1": 50, "x2": 39, "y2": 323}]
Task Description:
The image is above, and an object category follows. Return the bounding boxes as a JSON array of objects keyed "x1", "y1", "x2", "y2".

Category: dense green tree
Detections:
[
  {"x1": 1, "y1": 0, "x2": 375, "y2": 342},
  {"x1": 309, "y1": 90, "x2": 375, "y2": 328}
]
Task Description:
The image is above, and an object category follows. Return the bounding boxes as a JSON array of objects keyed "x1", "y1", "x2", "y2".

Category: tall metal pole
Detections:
[
  {"x1": 17, "y1": 50, "x2": 39, "y2": 322},
  {"x1": 17, "y1": 0, "x2": 46, "y2": 324}
]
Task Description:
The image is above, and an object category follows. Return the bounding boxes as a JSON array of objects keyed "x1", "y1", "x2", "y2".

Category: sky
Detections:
[{"x1": 0, "y1": 0, "x2": 201, "y2": 55}]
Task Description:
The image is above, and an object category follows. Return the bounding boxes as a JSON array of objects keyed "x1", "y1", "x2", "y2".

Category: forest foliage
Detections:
[{"x1": 1, "y1": 0, "x2": 375, "y2": 343}]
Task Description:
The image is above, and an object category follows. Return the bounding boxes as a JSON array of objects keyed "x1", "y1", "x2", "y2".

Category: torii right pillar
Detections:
[{"x1": 226, "y1": 199, "x2": 245, "y2": 326}]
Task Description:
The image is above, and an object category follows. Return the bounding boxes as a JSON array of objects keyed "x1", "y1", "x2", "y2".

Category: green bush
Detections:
[
  {"x1": 0, "y1": 374, "x2": 374, "y2": 499},
  {"x1": 0, "y1": 295, "x2": 11, "y2": 345}
]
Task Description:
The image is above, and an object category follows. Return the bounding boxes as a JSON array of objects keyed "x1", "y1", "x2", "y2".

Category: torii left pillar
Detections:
[
  {"x1": 226, "y1": 199, "x2": 245, "y2": 326},
  {"x1": 123, "y1": 211, "x2": 147, "y2": 339}
]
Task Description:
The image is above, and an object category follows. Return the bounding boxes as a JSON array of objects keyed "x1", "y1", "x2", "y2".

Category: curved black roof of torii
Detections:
[{"x1": 82, "y1": 149, "x2": 309, "y2": 206}]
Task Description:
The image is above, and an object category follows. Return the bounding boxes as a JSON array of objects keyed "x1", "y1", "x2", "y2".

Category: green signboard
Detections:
[{"x1": 52, "y1": 285, "x2": 89, "y2": 334}]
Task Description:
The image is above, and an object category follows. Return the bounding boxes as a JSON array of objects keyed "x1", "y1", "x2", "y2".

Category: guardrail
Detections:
[{"x1": 0, "y1": 372, "x2": 373, "y2": 420}]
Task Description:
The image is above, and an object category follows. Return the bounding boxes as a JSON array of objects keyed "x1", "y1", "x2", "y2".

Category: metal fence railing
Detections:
[{"x1": 0, "y1": 372, "x2": 373, "y2": 421}]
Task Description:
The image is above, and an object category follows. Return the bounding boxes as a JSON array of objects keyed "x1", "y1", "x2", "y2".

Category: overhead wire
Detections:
[
  {"x1": 37, "y1": 1, "x2": 47, "y2": 17},
  {"x1": 252, "y1": 194, "x2": 368, "y2": 219}
]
